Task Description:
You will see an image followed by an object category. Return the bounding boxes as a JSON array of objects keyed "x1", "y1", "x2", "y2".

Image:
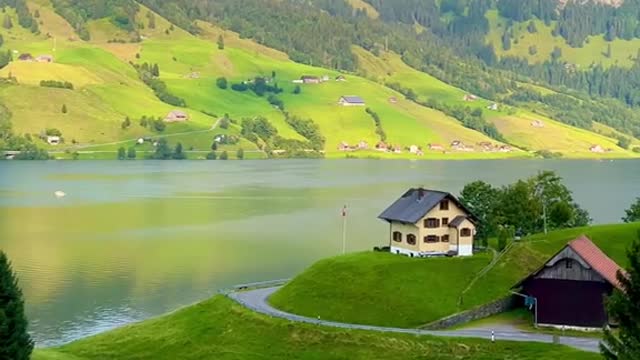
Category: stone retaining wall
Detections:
[{"x1": 423, "y1": 296, "x2": 517, "y2": 330}]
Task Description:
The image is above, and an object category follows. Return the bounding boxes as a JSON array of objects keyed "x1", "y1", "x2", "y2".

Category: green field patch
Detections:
[
  {"x1": 33, "y1": 296, "x2": 598, "y2": 360},
  {"x1": 0, "y1": 61, "x2": 103, "y2": 87}
]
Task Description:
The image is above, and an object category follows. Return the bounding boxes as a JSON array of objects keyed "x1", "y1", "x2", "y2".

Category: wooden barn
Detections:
[{"x1": 513, "y1": 236, "x2": 624, "y2": 329}]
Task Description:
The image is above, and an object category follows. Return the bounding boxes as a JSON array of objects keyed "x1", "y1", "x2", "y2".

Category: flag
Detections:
[{"x1": 341, "y1": 205, "x2": 347, "y2": 217}]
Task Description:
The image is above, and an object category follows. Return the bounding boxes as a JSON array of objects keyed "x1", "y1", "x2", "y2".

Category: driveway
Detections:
[{"x1": 228, "y1": 287, "x2": 601, "y2": 353}]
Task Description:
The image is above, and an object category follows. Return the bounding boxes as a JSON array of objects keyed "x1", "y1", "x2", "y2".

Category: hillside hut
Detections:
[
  {"x1": 513, "y1": 236, "x2": 624, "y2": 329},
  {"x1": 35, "y1": 54, "x2": 54, "y2": 63},
  {"x1": 165, "y1": 110, "x2": 189, "y2": 122},
  {"x1": 338, "y1": 96, "x2": 366, "y2": 107}
]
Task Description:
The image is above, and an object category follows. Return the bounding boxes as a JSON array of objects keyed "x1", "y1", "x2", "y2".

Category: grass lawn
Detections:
[
  {"x1": 270, "y1": 251, "x2": 493, "y2": 328},
  {"x1": 33, "y1": 296, "x2": 599, "y2": 360},
  {"x1": 272, "y1": 223, "x2": 640, "y2": 329}
]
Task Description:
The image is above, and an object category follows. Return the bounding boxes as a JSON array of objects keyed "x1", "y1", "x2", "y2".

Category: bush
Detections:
[
  {"x1": 117, "y1": 147, "x2": 126, "y2": 160},
  {"x1": 236, "y1": 148, "x2": 244, "y2": 160},
  {"x1": 220, "y1": 150, "x2": 229, "y2": 160},
  {"x1": 219, "y1": 115, "x2": 230, "y2": 129},
  {"x1": 633, "y1": 146, "x2": 640, "y2": 153},
  {"x1": 231, "y1": 83, "x2": 249, "y2": 92},
  {"x1": 206, "y1": 151, "x2": 217, "y2": 160},
  {"x1": 152, "y1": 119, "x2": 166, "y2": 132},
  {"x1": 40, "y1": 80, "x2": 74, "y2": 90},
  {"x1": 127, "y1": 147, "x2": 136, "y2": 159},
  {"x1": 216, "y1": 77, "x2": 228, "y2": 90},
  {"x1": 618, "y1": 137, "x2": 631, "y2": 149}
]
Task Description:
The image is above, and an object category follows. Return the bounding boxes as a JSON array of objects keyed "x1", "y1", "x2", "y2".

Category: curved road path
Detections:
[{"x1": 228, "y1": 287, "x2": 601, "y2": 353}]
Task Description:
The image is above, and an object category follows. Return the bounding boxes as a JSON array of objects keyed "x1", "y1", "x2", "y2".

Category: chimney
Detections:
[{"x1": 417, "y1": 188, "x2": 425, "y2": 200}]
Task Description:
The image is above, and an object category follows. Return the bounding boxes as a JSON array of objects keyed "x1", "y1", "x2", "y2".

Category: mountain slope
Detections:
[{"x1": 0, "y1": 0, "x2": 637, "y2": 159}]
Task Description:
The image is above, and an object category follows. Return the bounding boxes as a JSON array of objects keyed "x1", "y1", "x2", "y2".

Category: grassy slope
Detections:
[
  {"x1": 486, "y1": 10, "x2": 640, "y2": 68},
  {"x1": 270, "y1": 252, "x2": 493, "y2": 328},
  {"x1": 353, "y1": 47, "x2": 635, "y2": 158},
  {"x1": 271, "y1": 223, "x2": 640, "y2": 328},
  {"x1": 33, "y1": 296, "x2": 598, "y2": 360}
]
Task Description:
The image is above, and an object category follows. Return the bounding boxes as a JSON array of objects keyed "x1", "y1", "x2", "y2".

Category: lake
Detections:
[{"x1": 0, "y1": 159, "x2": 639, "y2": 346}]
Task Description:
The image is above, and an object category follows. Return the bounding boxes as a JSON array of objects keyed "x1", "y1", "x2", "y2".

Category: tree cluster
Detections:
[
  {"x1": 40, "y1": 80, "x2": 74, "y2": 90},
  {"x1": 459, "y1": 171, "x2": 590, "y2": 246}
]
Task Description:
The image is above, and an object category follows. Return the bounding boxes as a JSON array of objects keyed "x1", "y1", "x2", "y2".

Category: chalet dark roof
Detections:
[
  {"x1": 340, "y1": 96, "x2": 365, "y2": 104},
  {"x1": 514, "y1": 236, "x2": 625, "y2": 290},
  {"x1": 378, "y1": 188, "x2": 475, "y2": 224},
  {"x1": 448, "y1": 215, "x2": 472, "y2": 228}
]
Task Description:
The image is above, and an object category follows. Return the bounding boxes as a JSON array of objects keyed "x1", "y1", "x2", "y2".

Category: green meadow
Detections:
[{"x1": 33, "y1": 296, "x2": 598, "y2": 360}]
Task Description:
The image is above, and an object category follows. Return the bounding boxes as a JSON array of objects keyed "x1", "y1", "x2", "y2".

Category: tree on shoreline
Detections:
[
  {"x1": 623, "y1": 198, "x2": 640, "y2": 223},
  {"x1": 0, "y1": 251, "x2": 34, "y2": 360}
]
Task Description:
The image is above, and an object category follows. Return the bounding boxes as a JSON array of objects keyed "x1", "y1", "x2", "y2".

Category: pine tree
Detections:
[
  {"x1": 0, "y1": 251, "x2": 34, "y2": 360},
  {"x1": 61, "y1": 104, "x2": 67, "y2": 114},
  {"x1": 220, "y1": 150, "x2": 229, "y2": 160},
  {"x1": 217, "y1": 34, "x2": 224, "y2": 50},
  {"x1": 601, "y1": 231, "x2": 640, "y2": 359},
  {"x1": 151, "y1": 63, "x2": 160, "y2": 77},
  {"x1": 236, "y1": 148, "x2": 244, "y2": 160},
  {"x1": 117, "y1": 147, "x2": 126, "y2": 160},
  {"x1": 2, "y1": 14, "x2": 12, "y2": 29}
]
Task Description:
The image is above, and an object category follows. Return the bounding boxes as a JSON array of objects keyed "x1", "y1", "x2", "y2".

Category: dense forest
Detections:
[{"x1": 4, "y1": 0, "x2": 640, "y2": 142}]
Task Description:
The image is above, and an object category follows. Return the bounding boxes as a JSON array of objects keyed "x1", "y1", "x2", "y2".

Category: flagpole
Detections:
[{"x1": 342, "y1": 205, "x2": 347, "y2": 255}]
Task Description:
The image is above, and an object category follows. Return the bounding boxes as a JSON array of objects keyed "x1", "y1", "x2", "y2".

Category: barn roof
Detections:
[
  {"x1": 378, "y1": 188, "x2": 476, "y2": 224},
  {"x1": 569, "y1": 236, "x2": 624, "y2": 289},
  {"x1": 341, "y1": 96, "x2": 365, "y2": 104},
  {"x1": 513, "y1": 236, "x2": 625, "y2": 290}
]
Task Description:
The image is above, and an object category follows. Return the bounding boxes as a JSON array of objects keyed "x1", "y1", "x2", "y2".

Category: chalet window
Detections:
[
  {"x1": 440, "y1": 200, "x2": 449, "y2": 211},
  {"x1": 442, "y1": 218, "x2": 449, "y2": 226},
  {"x1": 566, "y1": 260, "x2": 573, "y2": 269},
  {"x1": 393, "y1": 231, "x2": 402, "y2": 242},
  {"x1": 424, "y1": 218, "x2": 440, "y2": 228},
  {"x1": 441, "y1": 234, "x2": 450, "y2": 242},
  {"x1": 424, "y1": 235, "x2": 439, "y2": 243},
  {"x1": 460, "y1": 228, "x2": 472, "y2": 237},
  {"x1": 407, "y1": 234, "x2": 417, "y2": 245}
]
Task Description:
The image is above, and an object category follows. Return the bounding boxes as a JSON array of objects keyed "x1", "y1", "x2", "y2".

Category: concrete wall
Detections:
[{"x1": 423, "y1": 296, "x2": 517, "y2": 330}]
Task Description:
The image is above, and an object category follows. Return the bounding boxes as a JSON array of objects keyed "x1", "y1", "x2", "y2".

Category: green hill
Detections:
[
  {"x1": 33, "y1": 296, "x2": 598, "y2": 360},
  {"x1": 270, "y1": 223, "x2": 640, "y2": 328},
  {"x1": 0, "y1": 0, "x2": 638, "y2": 159}
]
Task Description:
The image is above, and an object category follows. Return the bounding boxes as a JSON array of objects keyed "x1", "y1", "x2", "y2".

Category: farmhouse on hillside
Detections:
[
  {"x1": 301, "y1": 76, "x2": 321, "y2": 84},
  {"x1": 590, "y1": 144, "x2": 605, "y2": 153},
  {"x1": 165, "y1": 110, "x2": 189, "y2": 122},
  {"x1": 338, "y1": 96, "x2": 365, "y2": 107},
  {"x1": 18, "y1": 53, "x2": 33, "y2": 61},
  {"x1": 379, "y1": 188, "x2": 477, "y2": 257},
  {"x1": 513, "y1": 236, "x2": 624, "y2": 329},
  {"x1": 46, "y1": 136, "x2": 60, "y2": 145},
  {"x1": 35, "y1": 54, "x2": 54, "y2": 63},
  {"x1": 428, "y1": 143, "x2": 445, "y2": 151}
]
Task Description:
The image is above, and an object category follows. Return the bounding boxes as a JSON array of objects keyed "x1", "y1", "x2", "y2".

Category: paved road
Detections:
[{"x1": 228, "y1": 287, "x2": 601, "y2": 353}]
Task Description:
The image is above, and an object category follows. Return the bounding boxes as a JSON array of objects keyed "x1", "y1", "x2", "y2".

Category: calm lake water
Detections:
[{"x1": 0, "y1": 160, "x2": 639, "y2": 346}]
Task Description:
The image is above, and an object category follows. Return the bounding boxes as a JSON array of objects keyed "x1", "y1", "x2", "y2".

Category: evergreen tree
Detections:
[
  {"x1": 527, "y1": 21, "x2": 537, "y2": 33},
  {"x1": 236, "y1": 148, "x2": 244, "y2": 159},
  {"x1": 216, "y1": 77, "x2": 228, "y2": 89},
  {"x1": 497, "y1": 226, "x2": 508, "y2": 251},
  {"x1": 151, "y1": 63, "x2": 160, "y2": 77},
  {"x1": 217, "y1": 34, "x2": 224, "y2": 50},
  {"x1": 211, "y1": 141, "x2": 218, "y2": 151},
  {"x1": 220, "y1": 150, "x2": 228, "y2": 160},
  {"x1": 623, "y1": 198, "x2": 640, "y2": 223},
  {"x1": 605, "y1": 44, "x2": 612, "y2": 59},
  {"x1": 127, "y1": 146, "x2": 136, "y2": 159},
  {"x1": 117, "y1": 147, "x2": 126, "y2": 160},
  {"x1": 293, "y1": 85, "x2": 301, "y2": 94},
  {"x1": 34, "y1": 9, "x2": 39, "y2": 18},
  {"x1": 172, "y1": 142, "x2": 186, "y2": 159},
  {"x1": 501, "y1": 31, "x2": 511, "y2": 51},
  {"x1": 601, "y1": 231, "x2": 640, "y2": 359},
  {"x1": 0, "y1": 251, "x2": 33, "y2": 360},
  {"x1": 2, "y1": 14, "x2": 12, "y2": 29},
  {"x1": 206, "y1": 151, "x2": 217, "y2": 160},
  {"x1": 61, "y1": 104, "x2": 67, "y2": 114}
]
